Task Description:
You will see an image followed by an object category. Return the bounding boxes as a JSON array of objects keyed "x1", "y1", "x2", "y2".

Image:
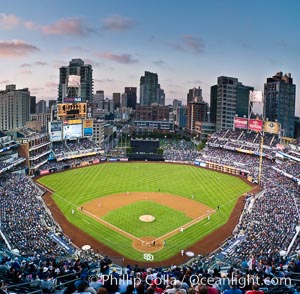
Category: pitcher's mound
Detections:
[{"x1": 139, "y1": 215, "x2": 155, "y2": 222}]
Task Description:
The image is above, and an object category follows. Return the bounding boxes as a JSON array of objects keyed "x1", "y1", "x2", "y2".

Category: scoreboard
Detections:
[{"x1": 57, "y1": 103, "x2": 87, "y2": 119}]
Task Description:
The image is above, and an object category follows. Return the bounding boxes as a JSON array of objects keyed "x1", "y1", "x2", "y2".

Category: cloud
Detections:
[
  {"x1": 24, "y1": 21, "x2": 38, "y2": 30},
  {"x1": 94, "y1": 78, "x2": 114, "y2": 83},
  {"x1": 19, "y1": 63, "x2": 32, "y2": 68},
  {"x1": 35, "y1": 61, "x2": 48, "y2": 66},
  {"x1": 97, "y1": 52, "x2": 138, "y2": 64},
  {"x1": 63, "y1": 46, "x2": 88, "y2": 53},
  {"x1": 182, "y1": 35, "x2": 204, "y2": 53},
  {"x1": 0, "y1": 13, "x2": 21, "y2": 29},
  {"x1": 0, "y1": 40, "x2": 39, "y2": 57},
  {"x1": 31, "y1": 87, "x2": 44, "y2": 92},
  {"x1": 0, "y1": 79, "x2": 9, "y2": 84},
  {"x1": 19, "y1": 70, "x2": 32, "y2": 75},
  {"x1": 171, "y1": 35, "x2": 205, "y2": 54},
  {"x1": 186, "y1": 80, "x2": 203, "y2": 85},
  {"x1": 101, "y1": 14, "x2": 136, "y2": 31},
  {"x1": 41, "y1": 18, "x2": 91, "y2": 36},
  {"x1": 153, "y1": 60, "x2": 165, "y2": 66},
  {"x1": 45, "y1": 82, "x2": 57, "y2": 88},
  {"x1": 84, "y1": 58, "x2": 102, "y2": 67},
  {"x1": 52, "y1": 60, "x2": 68, "y2": 68}
]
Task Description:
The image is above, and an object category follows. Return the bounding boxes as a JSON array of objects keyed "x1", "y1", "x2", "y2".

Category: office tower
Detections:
[
  {"x1": 58, "y1": 58, "x2": 93, "y2": 103},
  {"x1": 172, "y1": 99, "x2": 182, "y2": 112},
  {"x1": 125, "y1": 87, "x2": 137, "y2": 109},
  {"x1": 140, "y1": 71, "x2": 165, "y2": 106},
  {"x1": 210, "y1": 85, "x2": 217, "y2": 123},
  {"x1": 94, "y1": 90, "x2": 105, "y2": 108},
  {"x1": 37, "y1": 100, "x2": 47, "y2": 113},
  {"x1": 121, "y1": 93, "x2": 127, "y2": 108},
  {"x1": 187, "y1": 87, "x2": 203, "y2": 104},
  {"x1": 112, "y1": 93, "x2": 121, "y2": 110},
  {"x1": 176, "y1": 106, "x2": 187, "y2": 128},
  {"x1": 187, "y1": 101, "x2": 209, "y2": 134},
  {"x1": 30, "y1": 96, "x2": 36, "y2": 114},
  {"x1": 264, "y1": 72, "x2": 296, "y2": 138},
  {"x1": 0, "y1": 84, "x2": 30, "y2": 130},
  {"x1": 211, "y1": 76, "x2": 253, "y2": 131}
]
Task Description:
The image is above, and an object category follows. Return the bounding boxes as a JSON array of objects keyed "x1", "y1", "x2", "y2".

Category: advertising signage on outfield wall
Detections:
[
  {"x1": 248, "y1": 119, "x2": 263, "y2": 132},
  {"x1": 234, "y1": 117, "x2": 248, "y2": 129},
  {"x1": 263, "y1": 121, "x2": 280, "y2": 134},
  {"x1": 83, "y1": 119, "x2": 93, "y2": 137}
]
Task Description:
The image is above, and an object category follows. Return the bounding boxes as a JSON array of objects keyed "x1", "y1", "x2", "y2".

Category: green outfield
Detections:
[{"x1": 37, "y1": 162, "x2": 252, "y2": 262}]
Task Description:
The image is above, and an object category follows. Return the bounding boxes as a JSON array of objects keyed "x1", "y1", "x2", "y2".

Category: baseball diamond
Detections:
[{"x1": 37, "y1": 162, "x2": 254, "y2": 264}]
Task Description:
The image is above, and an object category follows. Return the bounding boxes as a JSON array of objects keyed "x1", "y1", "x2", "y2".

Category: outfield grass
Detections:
[
  {"x1": 37, "y1": 162, "x2": 252, "y2": 261},
  {"x1": 102, "y1": 200, "x2": 192, "y2": 237}
]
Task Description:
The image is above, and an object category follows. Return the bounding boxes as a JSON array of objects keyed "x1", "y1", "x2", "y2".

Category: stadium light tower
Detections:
[{"x1": 258, "y1": 133, "x2": 264, "y2": 186}]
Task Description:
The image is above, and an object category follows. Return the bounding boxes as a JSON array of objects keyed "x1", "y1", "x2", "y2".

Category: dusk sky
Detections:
[{"x1": 1, "y1": 0, "x2": 300, "y2": 115}]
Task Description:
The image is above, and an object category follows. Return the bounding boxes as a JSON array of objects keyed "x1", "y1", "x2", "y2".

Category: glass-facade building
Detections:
[
  {"x1": 58, "y1": 59, "x2": 93, "y2": 103},
  {"x1": 264, "y1": 72, "x2": 296, "y2": 138}
]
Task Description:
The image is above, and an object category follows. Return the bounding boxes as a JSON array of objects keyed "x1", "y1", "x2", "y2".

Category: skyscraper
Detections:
[
  {"x1": 187, "y1": 101, "x2": 209, "y2": 134},
  {"x1": 187, "y1": 87, "x2": 203, "y2": 104},
  {"x1": 172, "y1": 99, "x2": 182, "y2": 112},
  {"x1": 176, "y1": 105, "x2": 187, "y2": 129},
  {"x1": 112, "y1": 93, "x2": 121, "y2": 110},
  {"x1": 264, "y1": 72, "x2": 296, "y2": 138},
  {"x1": 94, "y1": 90, "x2": 104, "y2": 108},
  {"x1": 58, "y1": 58, "x2": 93, "y2": 103},
  {"x1": 209, "y1": 85, "x2": 217, "y2": 123},
  {"x1": 140, "y1": 71, "x2": 165, "y2": 106},
  {"x1": 125, "y1": 87, "x2": 137, "y2": 109},
  {"x1": 37, "y1": 100, "x2": 47, "y2": 113},
  {"x1": 0, "y1": 85, "x2": 30, "y2": 130},
  {"x1": 211, "y1": 76, "x2": 253, "y2": 131},
  {"x1": 30, "y1": 96, "x2": 36, "y2": 114}
]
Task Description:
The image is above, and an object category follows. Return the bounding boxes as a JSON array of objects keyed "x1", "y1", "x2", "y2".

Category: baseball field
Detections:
[{"x1": 37, "y1": 162, "x2": 253, "y2": 263}]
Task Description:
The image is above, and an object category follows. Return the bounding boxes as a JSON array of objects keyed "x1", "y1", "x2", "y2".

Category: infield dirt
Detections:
[{"x1": 43, "y1": 183, "x2": 260, "y2": 267}]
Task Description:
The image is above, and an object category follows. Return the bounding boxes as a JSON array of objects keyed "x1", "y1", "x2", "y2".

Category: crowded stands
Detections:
[{"x1": 0, "y1": 129, "x2": 299, "y2": 293}]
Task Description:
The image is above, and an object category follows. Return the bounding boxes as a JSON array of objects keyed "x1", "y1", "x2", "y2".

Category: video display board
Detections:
[
  {"x1": 63, "y1": 122, "x2": 82, "y2": 140},
  {"x1": 49, "y1": 121, "x2": 62, "y2": 142}
]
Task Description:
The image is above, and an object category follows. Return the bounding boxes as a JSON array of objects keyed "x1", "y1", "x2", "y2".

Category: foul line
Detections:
[{"x1": 81, "y1": 207, "x2": 216, "y2": 245}]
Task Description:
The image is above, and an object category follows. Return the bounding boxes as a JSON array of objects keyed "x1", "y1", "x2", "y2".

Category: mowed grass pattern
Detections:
[
  {"x1": 102, "y1": 201, "x2": 192, "y2": 237},
  {"x1": 38, "y1": 162, "x2": 252, "y2": 261}
]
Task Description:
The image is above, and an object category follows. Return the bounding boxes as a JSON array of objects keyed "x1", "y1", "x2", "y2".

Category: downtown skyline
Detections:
[{"x1": 0, "y1": 0, "x2": 300, "y2": 115}]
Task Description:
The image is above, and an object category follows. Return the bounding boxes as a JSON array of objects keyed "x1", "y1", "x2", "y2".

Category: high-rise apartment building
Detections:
[
  {"x1": 172, "y1": 99, "x2": 182, "y2": 112},
  {"x1": 187, "y1": 87, "x2": 203, "y2": 104},
  {"x1": 211, "y1": 76, "x2": 253, "y2": 131},
  {"x1": 58, "y1": 58, "x2": 93, "y2": 103},
  {"x1": 140, "y1": 71, "x2": 165, "y2": 106},
  {"x1": 0, "y1": 85, "x2": 30, "y2": 130},
  {"x1": 37, "y1": 100, "x2": 47, "y2": 114},
  {"x1": 187, "y1": 101, "x2": 209, "y2": 134},
  {"x1": 264, "y1": 72, "x2": 296, "y2": 138},
  {"x1": 125, "y1": 87, "x2": 137, "y2": 109}
]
